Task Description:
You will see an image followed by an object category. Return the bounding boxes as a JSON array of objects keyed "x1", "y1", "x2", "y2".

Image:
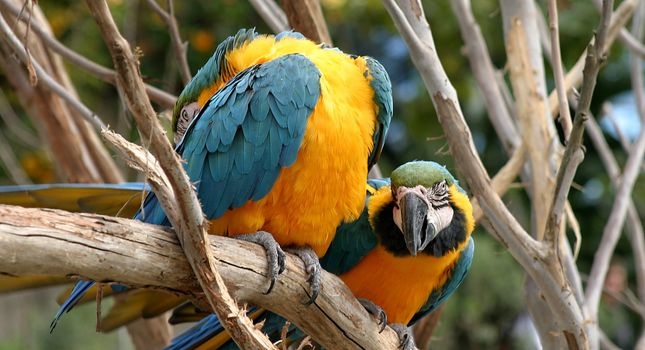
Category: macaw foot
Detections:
[
  {"x1": 357, "y1": 298, "x2": 387, "y2": 332},
  {"x1": 236, "y1": 231, "x2": 286, "y2": 294},
  {"x1": 286, "y1": 246, "x2": 321, "y2": 305},
  {"x1": 390, "y1": 323, "x2": 416, "y2": 350}
]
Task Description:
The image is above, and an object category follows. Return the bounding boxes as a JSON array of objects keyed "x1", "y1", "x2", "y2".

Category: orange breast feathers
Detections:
[
  {"x1": 339, "y1": 243, "x2": 468, "y2": 324},
  {"x1": 205, "y1": 36, "x2": 381, "y2": 256}
]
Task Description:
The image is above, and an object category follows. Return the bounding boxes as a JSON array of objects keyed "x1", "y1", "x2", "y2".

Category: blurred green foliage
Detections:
[{"x1": 0, "y1": 0, "x2": 643, "y2": 349}]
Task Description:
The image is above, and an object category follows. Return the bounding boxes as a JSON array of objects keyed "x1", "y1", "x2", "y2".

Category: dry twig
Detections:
[
  {"x1": 585, "y1": 0, "x2": 645, "y2": 335},
  {"x1": 0, "y1": 0, "x2": 176, "y2": 108},
  {"x1": 85, "y1": 1, "x2": 277, "y2": 348},
  {"x1": 145, "y1": 0, "x2": 191, "y2": 84},
  {"x1": 547, "y1": 0, "x2": 573, "y2": 140}
]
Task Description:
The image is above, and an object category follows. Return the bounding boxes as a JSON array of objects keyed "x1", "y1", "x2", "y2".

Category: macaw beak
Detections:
[{"x1": 399, "y1": 190, "x2": 437, "y2": 256}]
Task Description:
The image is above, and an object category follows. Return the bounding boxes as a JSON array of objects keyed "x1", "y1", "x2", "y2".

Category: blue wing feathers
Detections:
[
  {"x1": 364, "y1": 57, "x2": 393, "y2": 169},
  {"x1": 50, "y1": 280, "x2": 96, "y2": 331},
  {"x1": 175, "y1": 54, "x2": 321, "y2": 219}
]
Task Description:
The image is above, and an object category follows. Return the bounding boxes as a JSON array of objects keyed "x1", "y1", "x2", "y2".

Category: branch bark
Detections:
[
  {"x1": 381, "y1": 1, "x2": 590, "y2": 348},
  {"x1": 0, "y1": 204, "x2": 401, "y2": 349},
  {"x1": 0, "y1": 0, "x2": 122, "y2": 183},
  {"x1": 145, "y1": 0, "x2": 191, "y2": 84},
  {"x1": 585, "y1": 0, "x2": 645, "y2": 337},
  {"x1": 84, "y1": 1, "x2": 278, "y2": 348},
  {"x1": 546, "y1": 0, "x2": 637, "y2": 118},
  {"x1": 249, "y1": 0, "x2": 288, "y2": 33},
  {"x1": 0, "y1": 0, "x2": 176, "y2": 109},
  {"x1": 280, "y1": 0, "x2": 331, "y2": 45}
]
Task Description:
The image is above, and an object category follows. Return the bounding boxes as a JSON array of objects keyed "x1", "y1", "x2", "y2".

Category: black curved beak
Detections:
[{"x1": 400, "y1": 192, "x2": 437, "y2": 256}]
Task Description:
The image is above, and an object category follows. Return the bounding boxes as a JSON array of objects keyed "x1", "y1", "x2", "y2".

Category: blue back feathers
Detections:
[
  {"x1": 173, "y1": 29, "x2": 258, "y2": 131},
  {"x1": 174, "y1": 53, "x2": 321, "y2": 219},
  {"x1": 364, "y1": 57, "x2": 393, "y2": 169}
]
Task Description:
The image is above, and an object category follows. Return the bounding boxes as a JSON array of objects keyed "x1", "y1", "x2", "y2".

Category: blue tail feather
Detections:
[{"x1": 50, "y1": 280, "x2": 95, "y2": 332}]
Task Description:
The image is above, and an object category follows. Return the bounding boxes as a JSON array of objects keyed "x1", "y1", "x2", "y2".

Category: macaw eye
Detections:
[
  {"x1": 428, "y1": 180, "x2": 449, "y2": 207},
  {"x1": 174, "y1": 102, "x2": 200, "y2": 144}
]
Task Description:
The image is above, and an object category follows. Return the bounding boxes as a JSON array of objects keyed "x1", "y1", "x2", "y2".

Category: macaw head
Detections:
[
  {"x1": 389, "y1": 161, "x2": 473, "y2": 257},
  {"x1": 172, "y1": 28, "x2": 259, "y2": 145}
]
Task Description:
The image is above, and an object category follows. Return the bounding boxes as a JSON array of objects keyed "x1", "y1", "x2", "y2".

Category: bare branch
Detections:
[
  {"x1": 249, "y1": 0, "x2": 288, "y2": 33},
  {"x1": 145, "y1": 0, "x2": 191, "y2": 84},
  {"x1": 472, "y1": 142, "x2": 526, "y2": 222},
  {"x1": 280, "y1": 0, "x2": 332, "y2": 45},
  {"x1": 84, "y1": 1, "x2": 278, "y2": 347},
  {"x1": 0, "y1": 0, "x2": 176, "y2": 109},
  {"x1": 450, "y1": 0, "x2": 520, "y2": 153},
  {"x1": 0, "y1": 130, "x2": 31, "y2": 184},
  {"x1": 381, "y1": 1, "x2": 590, "y2": 347},
  {"x1": 585, "y1": 0, "x2": 645, "y2": 325},
  {"x1": 0, "y1": 88, "x2": 39, "y2": 148},
  {"x1": 544, "y1": 0, "x2": 613, "y2": 246},
  {"x1": 0, "y1": 204, "x2": 402, "y2": 349},
  {"x1": 547, "y1": 0, "x2": 637, "y2": 118},
  {"x1": 547, "y1": 0, "x2": 573, "y2": 140},
  {"x1": 592, "y1": 0, "x2": 645, "y2": 59},
  {"x1": 585, "y1": 114, "x2": 645, "y2": 326},
  {"x1": 0, "y1": 11, "x2": 106, "y2": 130},
  {"x1": 503, "y1": 9, "x2": 553, "y2": 238}
]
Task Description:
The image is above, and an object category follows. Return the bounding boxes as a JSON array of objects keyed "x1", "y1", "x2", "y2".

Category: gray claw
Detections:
[
  {"x1": 358, "y1": 298, "x2": 387, "y2": 332},
  {"x1": 236, "y1": 231, "x2": 286, "y2": 294},
  {"x1": 286, "y1": 246, "x2": 321, "y2": 304},
  {"x1": 390, "y1": 323, "x2": 416, "y2": 350}
]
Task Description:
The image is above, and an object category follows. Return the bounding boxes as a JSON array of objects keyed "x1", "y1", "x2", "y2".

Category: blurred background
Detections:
[{"x1": 0, "y1": 0, "x2": 642, "y2": 349}]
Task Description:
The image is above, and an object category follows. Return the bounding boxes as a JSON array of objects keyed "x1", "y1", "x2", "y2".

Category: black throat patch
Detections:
[{"x1": 372, "y1": 199, "x2": 467, "y2": 257}]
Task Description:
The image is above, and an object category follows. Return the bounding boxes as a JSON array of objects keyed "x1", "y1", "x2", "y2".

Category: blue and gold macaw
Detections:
[
  {"x1": 164, "y1": 161, "x2": 475, "y2": 349},
  {"x1": 0, "y1": 160, "x2": 473, "y2": 347},
  {"x1": 47, "y1": 28, "x2": 392, "y2": 329}
]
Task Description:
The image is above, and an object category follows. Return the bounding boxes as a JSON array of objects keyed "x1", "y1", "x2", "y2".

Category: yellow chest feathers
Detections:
[{"x1": 340, "y1": 243, "x2": 466, "y2": 324}]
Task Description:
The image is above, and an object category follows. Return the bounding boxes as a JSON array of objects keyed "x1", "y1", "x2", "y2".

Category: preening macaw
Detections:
[
  {"x1": 164, "y1": 161, "x2": 475, "y2": 350},
  {"x1": 48, "y1": 28, "x2": 393, "y2": 328}
]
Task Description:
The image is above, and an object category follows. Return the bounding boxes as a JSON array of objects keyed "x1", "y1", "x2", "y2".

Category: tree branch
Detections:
[
  {"x1": 0, "y1": 12, "x2": 106, "y2": 130},
  {"x1": 546, "y1": 0, "x2": 637, "y2": 118},
  {"x1": 249, "y1": 0, "x2": 288, "y2": 33},
  {"x1": 84, "y1": 1, "x2": 277, "y2": 348},
  {"x1": 0, "y1": 204, "x2": 401, "y2": 349},
  {"x1": 547, "y1": 0, "x2": 573, "y2": 140},
  {"x1": 381, "y1": 1, "x2": 589, "y2": 348},
  {"x1": 280, "y1": 0, "x2": 332, "y2": 45},
  {"x1": 145, "y1": 0, "x2": 191, "y2": 85},
  {"x1": 585, "y1": 0, "x2": 645, "y2": 327},
  {"x1": 502, "y1": 6, "x2": 553, "y2": 238},
  {"x1": 450, "y1": 0, "x2": 519, "y2": 153},
  {"x1": 0, "y1": 0, "x2": 176, "y2": 109}
]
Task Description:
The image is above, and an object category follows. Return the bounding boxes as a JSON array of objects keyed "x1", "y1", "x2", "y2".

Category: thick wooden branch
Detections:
[
  {"x1": 450, "y1": 0, "x2": 519, "y2": 153},
  {"x1": 503, "y1": 13, "x2": 553, "y2": 238},
  {"x1": 0, "y1": 204, "x2": 400, "y2": 349},
  {"x1": 280, "y1": 0, "x2": 332, "y2": 45},
  {"x1": 85, "y1": 1, "x2": 275, "y2": 348}
]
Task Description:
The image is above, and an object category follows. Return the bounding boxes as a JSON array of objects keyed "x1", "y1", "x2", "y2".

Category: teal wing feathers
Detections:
[
  {"x1": 319, "y1": 178, "x2": 391, "y2": 275},
  {"x1": 409, "y1": 237, "x2": 474, "y2": 325},
  {"x1": 138, "y1": 53, "x2": 321, "y2": 223},
  {"x1": 364, "y1": 57, "x2": 393, "y2": 169},
  {"x1": 173, "y1": 29, "x2": 258, "y2": 132}
]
